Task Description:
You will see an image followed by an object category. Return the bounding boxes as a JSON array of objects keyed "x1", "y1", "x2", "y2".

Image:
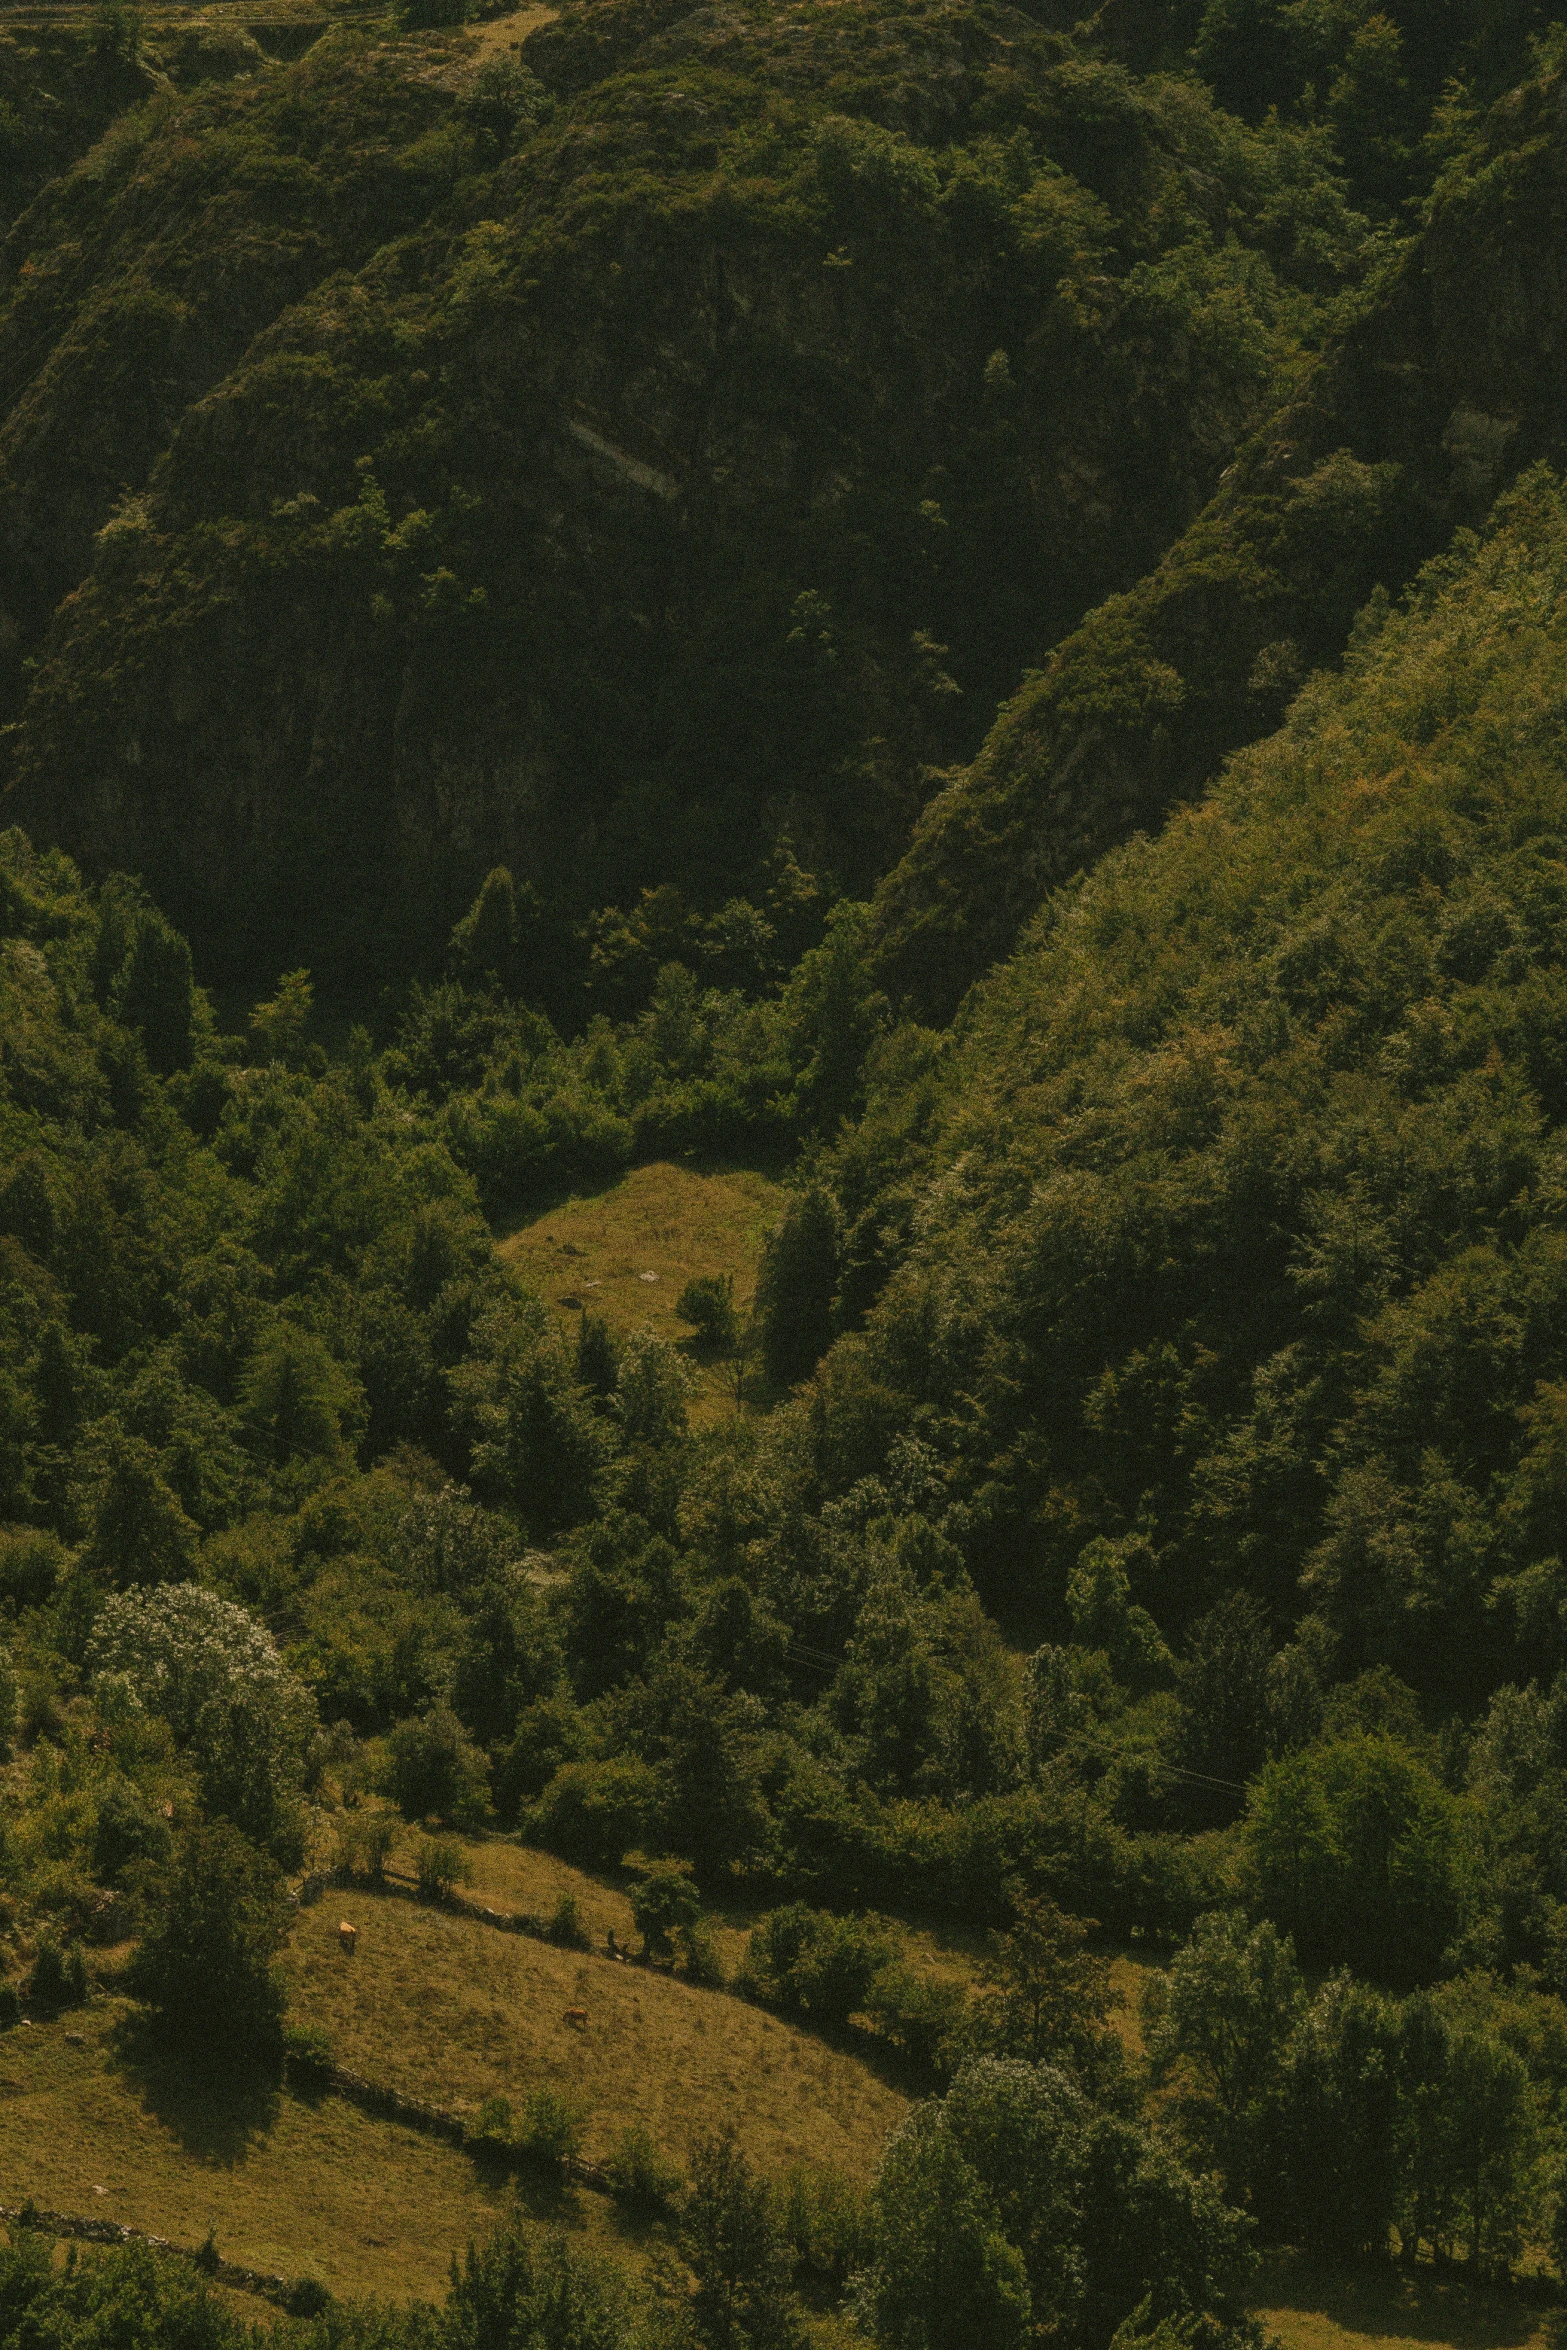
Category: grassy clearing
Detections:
[
  {"x1": 1255, "y1": 2253, "x2": 1549, "y2": 2350},
  {"x1": 375, "y1": 1824, "x2": 1154, "y2": 2059},
  {"x1": 285, "y1": 1885, "x2": 908, "y2": 2181},
  {"x1": 0, "y1": 2002, "x2": 546, "y2": 2302},
  {"x1": 495, "y1": 1161, "x2": 786, "y2": 1424}
]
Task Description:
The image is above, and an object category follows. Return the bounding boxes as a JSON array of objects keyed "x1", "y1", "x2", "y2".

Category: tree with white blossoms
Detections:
[{"x1": 87, "y1": 1584, "x2": 316, "y2": 1855}]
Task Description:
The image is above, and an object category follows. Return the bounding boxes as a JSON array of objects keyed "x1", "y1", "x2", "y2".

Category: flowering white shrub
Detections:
[{"x1": 87, "y1": 1583, "x2": 315, "y2": 1845}]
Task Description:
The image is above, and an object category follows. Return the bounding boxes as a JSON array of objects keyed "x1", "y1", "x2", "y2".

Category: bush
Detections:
[
  {"x1": 286, "y1": 2277, "x2": 330, "y2": 2319},
  {"x1": 606, "y1": 2122, "x2": 683, "y2": 2209},
  {"x1": 414, "y1": 1835, "x2": 471, "y2": 1904},
  {"x1": 530, "y1": 1757, "x2": 667, "y2": 1865},
  {"x1": 677, "y1": 1917, "x2": 727, "y2": 1987},
  {"x1": 545, "y1": 1891, "x2": 588, "y2": 1949},
  {"x1": 780, "y1": 2164, "x2": 867, "y2": 2289},
  {"x1": 283, "y1": 2020, "x2": 336, "y2": 2086},
  {"x1": 467, "y1": 2094, "x2": 516, "y2": 2158},
  {"x1": 335, "y1": 1810, "x2": 397, "y2": 1882},
  {"x1": 28, "y1": 1940, "x2": 87, "y2": 2010},
  {"x1": 517, "y1": 2088, "x2": 584, "y2": 2170},
  {"x1": 126, "y1": 1820, "x2": 291, "y2": 2063},
  {"x1": 0, "y1": 1982, "x2": 21, "y2": 2029},
  {"x1": 677, "y1": 1275, "x2": 738, "y2": 1355},
  {"x1": 630, "y1": 1856, "x2": 702, "y2": 1960}
]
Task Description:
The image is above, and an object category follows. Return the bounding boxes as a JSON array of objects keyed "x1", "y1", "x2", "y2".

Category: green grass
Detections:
[
  {"x1": 495, "y1": 1161, "x2": 786, "y2": 1424},
  {"x1": 284, "y1": 1881, "x2": 909, "y2": 2180}
]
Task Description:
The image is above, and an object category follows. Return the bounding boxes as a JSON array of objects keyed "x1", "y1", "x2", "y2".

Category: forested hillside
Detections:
[
  {"x1": 15, "y1": 0, "x2": 1567, "y2": 2340},
  {"x1": 0, "y1": 0, "x2": 1420, "y2": 981}
]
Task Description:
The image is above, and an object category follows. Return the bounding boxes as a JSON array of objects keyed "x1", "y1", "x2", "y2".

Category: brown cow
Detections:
[
  {"x1": 562, "y1": 2006, "x2": 587, "y2": 2029},
  {"x1": 338, "y1": 1921, "x2": 357, "y2": 1953}
]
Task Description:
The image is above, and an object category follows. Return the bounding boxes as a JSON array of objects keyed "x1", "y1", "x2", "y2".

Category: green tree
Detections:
[
  {"x1": 127, "y1": 1820, "x2": 291, "y2": 2063},
  {"x1": 679, "y1": 2130, "x2": 807, "y2": 2350},
  {"x1": 614, "y1": 1327, "x2": 690, "y2": 1449},
  {"x1": 1143, "y1": 1910, "x2": 1303, "y2": 2193},
  {"x1": 858, "y1": 2103, "x2": 1030, "y2": 2350},
  {"x1": 754, "y1": 1189, "x2": 840, "y2": 1389},
  {"x1": 450, "y1": 865, "x2": 519, "y2": 987},
  {"x1": 1397, "y1": 2002, "x2": 1541, "y2": 2275},
  {"x1": 239, "y1": 1325, "x2": 361, "y2": 1471},
  {"x1": 1277, "y1": 1971, "x2": 1401, "y2": 2256},
  {"x1": 385, "y1": 1701, "x2": 492, "y2": 1827},
  {"x1": 249, "y1": 971, "x2": 313, "y2": 1068},
  {"x1": 974, "y1": 1892, "x2": 1116, "y2": 2072},
  {"x1": 79, "y1": 1427, "x2": 199, "y2": 1592},
  {"x1": 87, "y1": 1582, "x2": 315, "y2": 1851},
  {"x1": 1066, "y1": 1535, "x2": 1171, "y2": 1687},
  {"x1": 631, "y1": 1855, "x2": 703, "y2": 1960},
  {"x1": 1174, "y1": 1591, "x2": 1273, "y2": 1819},
  {"x1": 1247, "y1": 1732, "x2": 1471, "y2": 1982},
  {"x1": 113, "y1": 915, "x2": 195, "y2": 1074},
  {"x1": 678, "y1": 1274, "x2": 740, "y2": 1356}
]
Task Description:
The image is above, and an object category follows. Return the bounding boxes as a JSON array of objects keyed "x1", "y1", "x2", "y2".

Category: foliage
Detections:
[
  {"x1": 87, "y1": 1583, "x2": 314, "y2": 1852},
  {"x1": 126, "y1": 1819, "x2": 291, "y2": 2063},
  {"x1": 413, "y1": 1834, "x2": 472, "y2": 1904}
]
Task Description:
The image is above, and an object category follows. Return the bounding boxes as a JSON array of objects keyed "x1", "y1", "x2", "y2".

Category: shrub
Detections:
[
  {"x1": 517, "y1": 2088, "x2": 584, "y2": 2170},
  {"x1": 630, "y1": 1856, "x2": 702, "y2": 1960},
  {"x1": 676, "y1": 1275, "x2": 738, "y2": 1354},
  {"x1": 335, "y1": 1810, "x2": 397, "y2": 1883},
  {"x1": 677, "y1": 1918, "x2": 727, "y2": 1987},
  {"x1": 283, "y1": 2020, "x2": 336, "y2": 2086},
  {"x1": 545, "y1": 1891, "x2": 588, "y2": 1949},
  {"x1": 606, "y1": 2122, "x2": 683, "y2": 2209},
  {"x1": 780, "y1": 2163, "x2": 867, "y2": 2289},
  {"x1": 467, "y1": 2094, "x2": 516, "y2": 2158},
  {"x1": 28, "y1": 1940, "x2": 87, "y2": 2010},
  {"x1": 414, "y1": 1835, "x2": 471, "y2": 1904},
  {"x1": 530, "y1": 1757, "x2": 667, "y2": 1864},
  {"x1": 0, "y1": 1983, "x2": 21, "y2": 2028},
  {"x1": 286, "y1": 2277, "x2": 330, "y2": 2319}
]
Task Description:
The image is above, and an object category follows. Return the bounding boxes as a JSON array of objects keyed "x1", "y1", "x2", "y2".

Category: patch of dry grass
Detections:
[
  {"x1": 284, "y1": 1886, "x2": 908, "y2": 2181},
  {"x1": 0, "y1": 2002, "x2": 553, "y2": 2302},
  {"x1": 495, "y1": 1161, "x2": 786, "y2": 1424},
  {"x1": 1255, "y1": 2253, "x2": 1549, "y2": 2350}
]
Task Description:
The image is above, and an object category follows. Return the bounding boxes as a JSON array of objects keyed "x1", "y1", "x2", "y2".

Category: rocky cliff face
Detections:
[{"x1": 1, "y1": 0, "x2": 1371, "y2": 982}]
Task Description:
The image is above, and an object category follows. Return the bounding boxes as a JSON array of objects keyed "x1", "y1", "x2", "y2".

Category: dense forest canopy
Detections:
[{"x1": 15, "y1": 0, "x2": 1567, "y2": 2338}]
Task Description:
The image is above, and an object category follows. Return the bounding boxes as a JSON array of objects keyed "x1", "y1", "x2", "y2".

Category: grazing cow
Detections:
[
  {"x1": 562, "y1": 2006, "x2": 587, "y2": 2029},
  {"x1": 338, "y1": 1921, "x2": 357, "y2": 1953}
]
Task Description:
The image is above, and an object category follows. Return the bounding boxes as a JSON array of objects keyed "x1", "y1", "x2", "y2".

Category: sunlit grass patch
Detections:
[
  {"x1": 1255, "y1": 2251, "x2": 1550, "y2": 2350},
  {"x1": 495, "y1": 1160, "x2": 785, "y2": 1423},
  {"x1": 283, "y1": 1884, "x2": 908, "y2": 2181},
  {"x1": 0, "y1": 2001, "x2": 530, "y2": 2302}
]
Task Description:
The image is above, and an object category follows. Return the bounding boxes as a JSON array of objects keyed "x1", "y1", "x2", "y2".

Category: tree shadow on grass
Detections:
[
  {"x1": 109, "y1": 2010, "x2": 281, "y2": 2166},
  {"x1": 1255, "y1": 2251, "x2": 1547, "y2": 2350}
]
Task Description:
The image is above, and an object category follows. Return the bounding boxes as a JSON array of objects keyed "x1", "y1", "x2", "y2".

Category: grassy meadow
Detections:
[
  {"x1": 0, "y1": 2000, "x2": 525, "y2": 2302},
  {"x1": 284, "y1": 1885, "x2": 909, "y2": 2180},
  {"x1": 496, "y1": 1162, "x2": 786, "y2": 1422}
]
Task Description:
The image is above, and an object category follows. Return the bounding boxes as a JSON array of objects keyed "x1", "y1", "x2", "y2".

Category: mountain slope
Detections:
[
  {"x1": 822, "y1": 463, "x2": 1567, "y2": 1720},
  {"x1": 864, "y1": 48, "x2": 1567, "y2": 1019},
  {"x1": 2, "y1": 0, "x2": 1373, "y2": 982}
]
